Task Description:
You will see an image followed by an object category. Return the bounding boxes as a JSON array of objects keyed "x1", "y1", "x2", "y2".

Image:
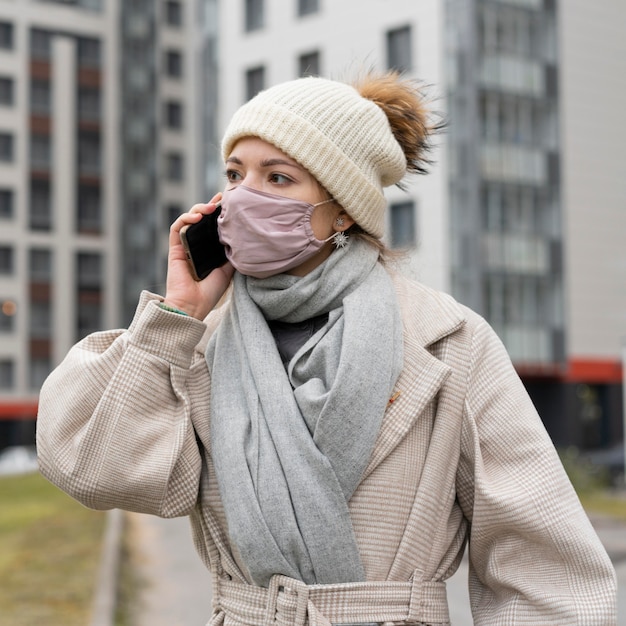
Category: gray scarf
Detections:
[{"x1": 206, "y1": 239, "x2": 403, "y2": 587}]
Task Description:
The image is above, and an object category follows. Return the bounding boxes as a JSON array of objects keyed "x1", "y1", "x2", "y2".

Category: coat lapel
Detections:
[{"x1": 362, "y1": 275, "x2": 467, "y2": 481}]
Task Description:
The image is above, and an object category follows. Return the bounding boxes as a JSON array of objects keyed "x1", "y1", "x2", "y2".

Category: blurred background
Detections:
[
  {"x1": 1, "y1": 0, "x2": 624, "y2": 483},
  {"x1": 0, "y1": 1, "x2": 625, "y2": 624}
]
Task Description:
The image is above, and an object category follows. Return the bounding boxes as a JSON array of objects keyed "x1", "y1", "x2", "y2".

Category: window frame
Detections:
[
  {"x1": 298, "y1": 51, "x2": 321, "y2": 77},
  {"x1": 245, "y1": 0, "x2": 264, "y2": 32},
  {"x1": 245, "y1": 66, "x2": 265, "y2": 101},
  {"x1": 386, "y1": 24, "x2": 413, "y2": 73},
  {"x1": 0, "y1": 77, "x2": 14, "y2": 106},
  {"x1": 390, "y1": 199, "x2": 417, "y2": 248}
]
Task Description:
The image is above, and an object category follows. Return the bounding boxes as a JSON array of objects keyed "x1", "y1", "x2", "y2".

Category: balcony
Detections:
[
  {"x1": 486, "y1": 0, "x2": 542, "y2": 8},
  {"x1": 480, "y1": 144, "x2": 546, "y2": 185},
  {"x1": 492, "y1": 323, "x2": 551, "y2": 363},
  {"x1": 482, "y1": 232, "x2": 549, "y2": 274},
  {"x1": 480, "y1": 55, "x2": 544, "y2": 97}
]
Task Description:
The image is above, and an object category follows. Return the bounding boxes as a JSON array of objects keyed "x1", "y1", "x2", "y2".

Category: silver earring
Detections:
[
  {"x1": 335, "y1": 217, "x2": 345, "y2": 226},
  {"x1": 332, "y1": 231, "x2": 349, "y2": 249}
]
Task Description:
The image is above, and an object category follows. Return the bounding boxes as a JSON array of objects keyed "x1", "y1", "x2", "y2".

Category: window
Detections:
[
  {"x1": 31, "y1": 79, "x2": 51, "y2": 115},
  {"x1": 166, "y1": 152, "x2": 184, "y2": 181},
  {"x1": 77, "y1": 37, "x2": 101, "y2": 68},
  {"x1": 37, "y1": 0, "x2": 102, "y2": 9},
  {"x1": 165, "y1": 50, "x2": 183, "y2": 77},
  {"x1": 30, "y1": 249, "x2": 52, "y2": 282},
  {"x1": 30, "y1": 301, "x2": 52, "y2": 338},
  {"x1": 390, "y1": 200, "x2": 416, "y2": 248},
  {"x1": 386, "y1": 25, "x2": 412, "y2": 73},
  {"x1": 77, "y1": 299, "x2": 101, "y2": 340},
  {"x1": 0, "y1": 246, "x2": 13, "y2": 274},
  {"x1": 0, "y1": 22, "x2": 14, "y2": 50},
  {"x1": 0, "y1": 189, "x2": 13, "y2": 218},
  {"x1": 298, "y1": 0, "x2": 319, "y2": 16},
  {"x1": 77, "y1": 252, "x2": 101, "y2": 288},
  {"x1": 78, "y1": 131, "x2": 100, "y2": 175},
  {"x1": 30, "y1": 179, "x2": 52, "y2": 230},
  {"x1": 30, "y1": 29, "x2": 52, "y2": 60},
  {"x1": 76, "y1": 252, "x2": 102, "y2": 340},
  {"x1": 0, "y1": 360, "x2": 14, "y2": 389},
  {"x1": 245, "y1": 0, "x2": 264, "y2": 31},
  {"x1": 30, "y1": 357, "x2": 51, "y2": 390},
  {"x1": 0, "y1": 77, "x2": 14, "y2": 106},
  {"x1": 31, "y1": 134, "x2": 51, "y2": 169},
  {"x1": 165, "y1": 100, "x2": 183, "y2": 129},
  {"x1": 127, "y1": 39, "x2": 151, "y2": 65},
  {"x1": 0, "y1": 189, "x2": 13, "y2": 219},
  {"x1": 298, "y1": 51, "x2": 320, "y2": 77},
  {"x1": 165, "y1": 0, "x2": 182, "y2": 26},
  {"x1": 246, "y1": 66, "x2": 265, "y2": 101},
  {"x1": 78, "y1": 86, "x2": 100, "y2": 121},
  {"x1": 77, "y1": 185, "x2": 101, "y2": 233},
  {"x1": 0, "y1": 133, "x2": 14, "y2": 162}
]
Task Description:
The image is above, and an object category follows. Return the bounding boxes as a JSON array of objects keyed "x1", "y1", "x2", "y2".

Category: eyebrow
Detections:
[{"x1": 226, "y1": 155, "x2": 303, "y2": 170}]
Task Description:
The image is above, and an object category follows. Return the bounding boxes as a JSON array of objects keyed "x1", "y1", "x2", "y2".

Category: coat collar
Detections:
[{"x1": 362, "y1": 274, "x2": 467, "y2": 481}]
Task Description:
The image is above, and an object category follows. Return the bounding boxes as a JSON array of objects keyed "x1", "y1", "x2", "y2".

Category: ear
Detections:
[{"x1": 333, "y1": 210, "x2": 355, "y2": 232}]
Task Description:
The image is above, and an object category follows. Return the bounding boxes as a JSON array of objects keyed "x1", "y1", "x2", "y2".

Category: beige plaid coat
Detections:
[{"x1": 37, "y1": 275, "x2": 616, "y2": 625}]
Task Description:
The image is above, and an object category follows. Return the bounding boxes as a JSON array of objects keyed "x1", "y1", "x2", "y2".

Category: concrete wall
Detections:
[{"x1": 560, "y1": 0, "x2": 626, "y2": 361}]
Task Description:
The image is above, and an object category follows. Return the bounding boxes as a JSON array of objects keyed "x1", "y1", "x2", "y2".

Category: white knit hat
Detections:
[{"x1": 221, "y1": 77, "x2": 407, "y2": 238}]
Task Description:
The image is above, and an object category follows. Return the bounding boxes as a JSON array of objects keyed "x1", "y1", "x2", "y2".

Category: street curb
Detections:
[{"x1": 90, "y1": 508, "x2": 124, "y2": 626}]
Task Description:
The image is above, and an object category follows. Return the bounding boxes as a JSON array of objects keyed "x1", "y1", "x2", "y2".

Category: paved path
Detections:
[
  {"x1": 125, "y1": 512, "x2": 212, "y2": 626},
  {"x1": 126, "y1": 511, "x2": 626, "y2": 625}
]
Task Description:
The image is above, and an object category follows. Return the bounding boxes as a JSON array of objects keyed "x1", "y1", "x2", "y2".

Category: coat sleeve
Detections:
[
  {"x1": 36, "y1": 291, "x2": 211, "y2": 517},
  {"x1": 456, "y1": 316, "x2": 617, "y2": 625}
]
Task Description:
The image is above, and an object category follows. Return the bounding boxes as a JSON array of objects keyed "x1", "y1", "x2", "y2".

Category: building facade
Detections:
[
  {"x1": 539, "y1": 0, "x2": 626, "y2": 452},
  {"x1": 0, "y1": 0, "x2": 209, "y2": 448},
  {"x1": 0, "y1": 0, "x2": 623, "y2": 458},
  {"x1": 211, "y1": 0, "x2": 624, "y2": 454},
  {"x1": 215, "y1": 0, "x2": 450, "y2": 292}
]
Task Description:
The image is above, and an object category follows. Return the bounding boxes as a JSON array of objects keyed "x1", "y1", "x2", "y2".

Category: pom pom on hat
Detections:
[{"x1": 221, "y1": 77, "x2": 407, "y2": 238}]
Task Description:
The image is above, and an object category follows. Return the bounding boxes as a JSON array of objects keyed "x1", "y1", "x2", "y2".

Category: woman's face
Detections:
[{"x1": 224, "y1": 137, "x2": 353, "y2": 275}]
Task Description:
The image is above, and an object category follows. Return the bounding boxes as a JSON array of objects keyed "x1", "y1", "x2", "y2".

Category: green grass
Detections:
[
  {"x1": 558, "y1": 445, "x2": 626, "y2": 521},
  {"x1": 579, "y1": 490, "x2": 626, "y2": 522},
  {"x1": 0, "y1": 471, "x2": 106, "y2": 626},
  {"x1": 0, "y1": 454, "x2": 623, "y2": 626}
]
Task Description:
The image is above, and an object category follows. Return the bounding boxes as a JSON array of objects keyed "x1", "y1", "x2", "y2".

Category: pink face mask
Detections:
[{"x1": 218, "y1": 185, "x2": 335, "y2": 278}]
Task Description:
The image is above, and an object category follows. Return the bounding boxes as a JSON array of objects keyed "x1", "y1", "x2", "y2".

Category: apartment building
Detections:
[
  {"x1": 0, "y1": 0, "x2": 210, "y2": 448},
  {"x1": 0, "y1": 0, "x2": 623, "y2": 456},
  {"x1": 543, "y1": 0, "x2": 626, "y2": 451},
  {"x1": 213, "y1": 0, "x2": 624, "y2": 452},
  {"x1": 214, "y1": 0, "x2": 450, "y2": 291}
]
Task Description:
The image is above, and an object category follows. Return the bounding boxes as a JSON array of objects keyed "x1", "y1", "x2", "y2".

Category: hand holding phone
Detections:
[{"x1": 179, "y1": 204, "x2": 228, "y2": 281}]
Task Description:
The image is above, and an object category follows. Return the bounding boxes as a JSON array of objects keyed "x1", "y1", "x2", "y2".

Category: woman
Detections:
[{"x1": 37, "y1": 72, "x2": 616, "y2": 625}]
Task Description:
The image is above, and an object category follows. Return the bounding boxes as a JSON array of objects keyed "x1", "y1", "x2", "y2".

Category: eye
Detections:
[
  {"x1": 269, "y1": 173, "x2": 294, "y2": 185},
  {"x1": 224, "y1": 169, "x2": 242, "y2": 182}
]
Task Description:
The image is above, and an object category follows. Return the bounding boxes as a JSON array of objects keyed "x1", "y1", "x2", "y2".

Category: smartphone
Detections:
[{"x1": 179, "y1": 204, "x2": 228, "y2": 281}]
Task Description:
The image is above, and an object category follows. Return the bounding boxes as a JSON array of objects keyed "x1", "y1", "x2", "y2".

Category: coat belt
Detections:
[{"x1": 213, "y1": 572, "x2": 450, "y2": 626}]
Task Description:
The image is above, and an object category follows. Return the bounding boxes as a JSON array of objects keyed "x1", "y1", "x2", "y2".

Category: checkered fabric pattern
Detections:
[{"x1": 37, "y1": 275, "x2": 617, "y2": 625}]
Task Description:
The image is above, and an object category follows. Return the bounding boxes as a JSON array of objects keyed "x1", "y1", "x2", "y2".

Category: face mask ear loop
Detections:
[{"x1": 313, "y1": 197, "x2": 336, "y2": 208}]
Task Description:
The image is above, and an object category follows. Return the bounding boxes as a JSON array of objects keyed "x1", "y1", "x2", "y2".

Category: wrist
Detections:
[
  {"x1": 158, "y1": 302, "x2": 189, "y2": 316},
  {"x1": 161, "y1": 299, "x2": 207, "y2": 320}
]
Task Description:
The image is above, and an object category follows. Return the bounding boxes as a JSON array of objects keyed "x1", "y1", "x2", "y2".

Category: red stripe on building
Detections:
[
  {"x1": 565, "y1": 358, "x2": 623, "y2": 384},
  {"x1": 0, "y1": 401, "x2": 39, "y2": 420}
]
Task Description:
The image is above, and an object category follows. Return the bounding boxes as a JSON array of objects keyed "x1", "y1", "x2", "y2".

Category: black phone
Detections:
[{"x1": 179, "y1": 204, "x2": 228, "y2": 281}]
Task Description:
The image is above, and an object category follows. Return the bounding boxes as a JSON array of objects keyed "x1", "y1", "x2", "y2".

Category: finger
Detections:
[
  {"x1": 169, "y1": 206, "x2": 208, "y2": 236},
  {"x1": 189, "y1": 202, "x2": 213, "y2": 215}
]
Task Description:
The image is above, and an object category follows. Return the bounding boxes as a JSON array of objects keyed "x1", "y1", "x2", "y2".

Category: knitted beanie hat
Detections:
[{"x1": 221, "y1": 77, "x2": 407, "y2": 238}]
